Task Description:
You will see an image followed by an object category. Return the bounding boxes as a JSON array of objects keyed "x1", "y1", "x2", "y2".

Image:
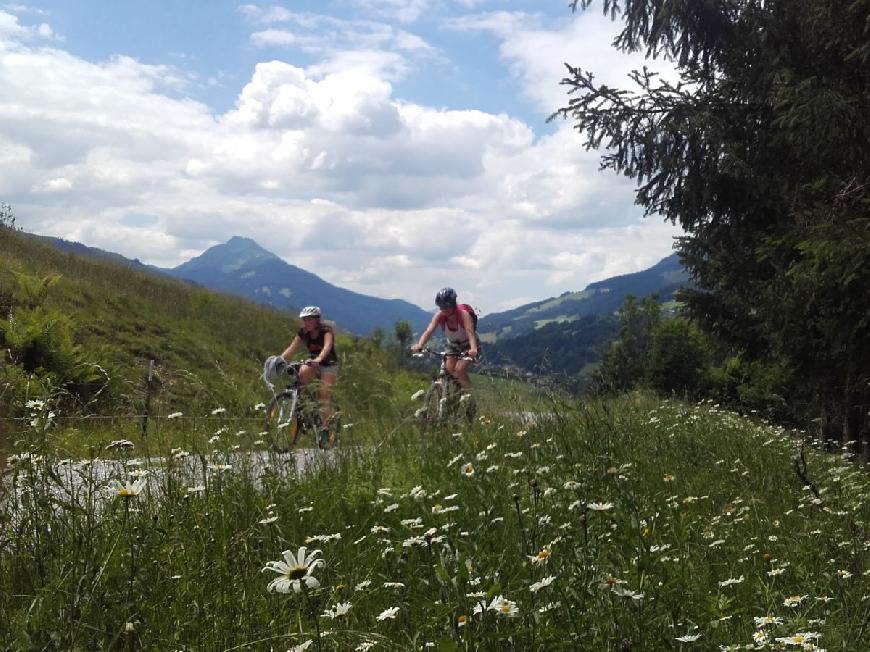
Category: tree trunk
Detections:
[
  {"x1": 858, "y1": 389, "x2": 870, "y2": 465},
  {"x1": 819, "y1": 388, "x2": 840, "y2": 449}
]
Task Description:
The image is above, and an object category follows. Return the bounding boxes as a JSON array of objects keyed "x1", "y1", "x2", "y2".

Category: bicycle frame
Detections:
[
  {"x1": 414, "y1": 348, "x2": 475, "y2": 427},
  {"x1": 264, "y1": 360, "x2": 335, "y2": 450}
]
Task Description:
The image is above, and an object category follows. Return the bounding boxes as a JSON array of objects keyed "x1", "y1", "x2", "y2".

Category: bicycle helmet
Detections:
[
  {"x1": 299, "y1": 306, "x2": 321, "y2": 318},
  {"x1": 435, "y1": 287, "x2": 457, "y2": 308}
]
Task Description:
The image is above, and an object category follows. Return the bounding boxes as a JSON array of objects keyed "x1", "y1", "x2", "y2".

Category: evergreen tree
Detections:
[
  {"x1": 647, "y1": 317, "x2": 709, "y2": 397},
  {"x1": 394, "y1": 320, "x2": 413, "y2": 350},
  {"x1": 593, "y1": 295, "x2": 660, "y2": 392},
  {"x1": 556, "y1": 0, "x2": 870, "y2": 442}
]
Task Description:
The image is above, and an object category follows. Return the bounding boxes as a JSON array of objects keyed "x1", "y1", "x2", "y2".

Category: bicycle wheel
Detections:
[
  {"x1": 418, "y1": 382, "x2": 443, "y2": 428},
  {"x1": 320, "y1": 405, "x2": 342, "y2": 450},
  {"x1": 265, "y1": 390, "x2": 302, "y2": 452},
  {"x1": 460, "y1": 391, "x2": 477, "y2": 423}
]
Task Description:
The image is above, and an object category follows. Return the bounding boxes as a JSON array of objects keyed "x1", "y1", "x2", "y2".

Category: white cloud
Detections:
[
  {"x1": 350, "y1": 0, "x2": 429, "y2": 24},
  {"x1": 237, "y1": 4, "x2": 294, "y2": 24},
  {"x1": 32, "y1": 176, "x2": 73, "y2": 193},
  {"x1": 446, "y1": 9, "x2": 675, "y2": 118},
  {"x1": 246, "y1": 11, "x2": 441, "y2": 82},
  {"x1": 3, "y1": 4, "x2": 49, "y2": 16},
  {"x1": 0, "y1": 8, "x2": 55, "y2": 41},
  {"x1": 0, "y1": 9, "x2": 678, "y2": 312}
]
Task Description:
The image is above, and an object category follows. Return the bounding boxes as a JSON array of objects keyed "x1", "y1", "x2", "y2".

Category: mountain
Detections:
[
  {"x1": 30, "y1": 233, "x2": 432, "y2": 335},
  {"x1": 478, "y1": 254, "x2": 691, "y2": 386},
  {"x1": 166, "y1": 236, "x2": 432, "y2": 335},
  {"x1": 478, "y1": 253, "x2": 688, "y2": 342}
]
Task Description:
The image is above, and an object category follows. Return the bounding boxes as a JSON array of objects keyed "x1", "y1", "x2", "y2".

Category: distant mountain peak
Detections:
[
  {"x1": 225, "y1": 235, "x2": 266, "y2": 251},
  {"x1": 176, "y1": 236, "x2": 283, "y2": 275},
  {"x1": 167, "y1": 237, "x2": 432, "y2": 335},
  {"x1": 216, "y1": 236, "x2": 277, "y2": 260}
]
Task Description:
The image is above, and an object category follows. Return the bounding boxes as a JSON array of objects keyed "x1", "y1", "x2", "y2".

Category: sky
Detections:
[{"x1": 0, "y1": 1, "x2": 681, "y2": 313}]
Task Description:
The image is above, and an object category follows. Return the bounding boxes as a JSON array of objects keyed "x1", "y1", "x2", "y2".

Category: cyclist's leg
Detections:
[
  {"x1": 317, "y1": 366, "x2": 338, "y2": 429},
  {"x1": 445, "y1": 342, "x2": 472, "y2": 389},
  {"x1": 298, "y1": 362, "x2": 317, "y2": 385},
  {"x1": 453, "y1": 358, "x2": 473, "y2": 388}
]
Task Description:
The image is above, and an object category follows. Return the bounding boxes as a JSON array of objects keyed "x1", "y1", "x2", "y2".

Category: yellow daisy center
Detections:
[{"x1": 288, "y1": 565, "x2": 307, "y2": 580}]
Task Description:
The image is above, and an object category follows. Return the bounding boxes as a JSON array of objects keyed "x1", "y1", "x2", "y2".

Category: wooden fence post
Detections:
[{"x1": 142, "y1": 360, "x2": 155, "y2": 438}]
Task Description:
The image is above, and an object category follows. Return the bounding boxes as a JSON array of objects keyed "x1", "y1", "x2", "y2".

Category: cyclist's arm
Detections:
[
  {"x1": 314, "y1": 330, "x2": 334, "y2": 364},
  {"x1": 411, "y1": 314, "x2": 441, "y2": 352},
  {"x1": 281, "y1": 335, "x2": 303, "y2": 361},
  {"x1": 459, "y1": 310, "x2": 478, "y2": 357}
]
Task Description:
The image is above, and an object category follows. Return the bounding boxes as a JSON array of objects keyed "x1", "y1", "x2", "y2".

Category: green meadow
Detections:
[
  {"x1": 2, "y1": 393, "x2": 867, "y2": 651},
  {"x1": 2, "y1": 230, "x2": 867, "y2": 651}
]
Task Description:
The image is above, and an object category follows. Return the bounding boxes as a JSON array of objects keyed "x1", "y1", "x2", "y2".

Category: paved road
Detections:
[{"x1": 2, "y1": 446, "x2": 343, "y2": 520}]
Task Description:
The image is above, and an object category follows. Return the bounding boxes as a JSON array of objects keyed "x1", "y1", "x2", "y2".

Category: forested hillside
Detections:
[
  {"x1": 477, "y1": 253, "x2": 686, "y2": 342},
  {"x1": 477, "y1": 254, "x2": 686, "y2": 388}
]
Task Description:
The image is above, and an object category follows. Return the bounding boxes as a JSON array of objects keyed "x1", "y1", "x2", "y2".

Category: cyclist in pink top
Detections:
[{"x1": 410, "y1": 287, "x2": 479, "y2": 390}]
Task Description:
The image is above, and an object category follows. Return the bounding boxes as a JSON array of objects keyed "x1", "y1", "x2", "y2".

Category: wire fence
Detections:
[{"x1": 0, "y1": 414, "x2": 265, "y2": 423}]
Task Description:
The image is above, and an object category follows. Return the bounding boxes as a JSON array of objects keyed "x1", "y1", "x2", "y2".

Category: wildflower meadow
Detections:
[{"x1": 1, "y1": 394, "x2": 868, "y2": 651}]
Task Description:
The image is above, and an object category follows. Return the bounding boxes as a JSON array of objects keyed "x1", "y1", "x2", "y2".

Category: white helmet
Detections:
[{"x1": 299, "y1": 306, "x2": 321, "y2": 318}]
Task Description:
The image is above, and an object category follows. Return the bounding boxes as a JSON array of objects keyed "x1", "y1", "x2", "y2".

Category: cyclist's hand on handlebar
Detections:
[
  {"x1": 467, "y1": 347, "x2": 478, "y2": 359},
  {"x1": 409, "y1": 344, "x2": 423, "y2": 354},
  {"x1": 308, "y1": 359, "x2": 320, "y2": 368}
]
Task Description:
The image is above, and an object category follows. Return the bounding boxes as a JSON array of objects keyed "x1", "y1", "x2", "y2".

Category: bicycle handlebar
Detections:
[{"x1": 411, "y1": 347, "x2": 475, "y2": 361}]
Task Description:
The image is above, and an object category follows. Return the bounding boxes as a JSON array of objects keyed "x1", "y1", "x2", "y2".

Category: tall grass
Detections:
[{"x1": 2, "y1": 392, "x2": 866, "y2": 651}]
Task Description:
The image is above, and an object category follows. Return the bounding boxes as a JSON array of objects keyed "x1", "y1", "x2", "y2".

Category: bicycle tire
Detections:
[
  {"x1": 320, "y1": 405, "x2": 342, "y2": 450},
  {"x1": 418, "y1": 382, "x2": 443, "y2": 429},
  {"x1": 265, "y1": 390, "x2": 302, "y2": 452},
  {"x1": 460, "y1": 392, "x2": 477, "y2": 423}
]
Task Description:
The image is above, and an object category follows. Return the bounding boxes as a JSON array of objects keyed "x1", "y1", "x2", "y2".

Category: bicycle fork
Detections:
[{"x1": 279, "y1": 391, "x2": 299, "y2": 428}]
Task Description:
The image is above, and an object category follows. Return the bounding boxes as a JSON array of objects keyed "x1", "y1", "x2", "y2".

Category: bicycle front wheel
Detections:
[
  {"x1": 418, "y1": 382, "x2": 443, "y2": 429},
  {"x1": 265, "y1": 390, "x2": 302, "y2": 452}
]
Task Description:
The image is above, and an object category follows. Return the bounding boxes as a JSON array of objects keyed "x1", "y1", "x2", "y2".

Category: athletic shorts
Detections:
[
  {"x1": 445, "y1": 341, "x2": 480, "y2": 359},
  {"x1": 317, "y1": 363, "x2": 338, "y2": 377}
]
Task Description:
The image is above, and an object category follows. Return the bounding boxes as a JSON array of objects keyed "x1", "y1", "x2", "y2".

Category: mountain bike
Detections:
[
  {"x1": 264, "y1": 360, "x2": 341, "y2": 451},
  {"x1": 413, "y1": 348, "x2": 477, "y2": 428}
]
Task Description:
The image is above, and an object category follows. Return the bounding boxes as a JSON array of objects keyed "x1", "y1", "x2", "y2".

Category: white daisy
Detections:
[
  {"x1": 377, "y1": 606, "x2": 400, "y2": 620},
  {"x1": 262, "y1": 547, "x2": 324, "y2": 594},
  {"x1": 110, "y1": 478, "x2": 147, "y2": 499}
]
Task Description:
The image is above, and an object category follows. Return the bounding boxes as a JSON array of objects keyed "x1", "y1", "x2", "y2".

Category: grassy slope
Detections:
[
  {"x1": 0, "y1": 229, "x2": 430, "y2": 452},
  {"x1": 1, "y1": 229, "x2": 294, "y2": 408}
]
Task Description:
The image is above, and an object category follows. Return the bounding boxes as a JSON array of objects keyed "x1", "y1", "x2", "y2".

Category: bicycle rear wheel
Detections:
[
  {"x1": 460, "y1": 391, "x2": 477, "y2": 423},
  {"x1": 418, "y1": 382, "x2": 443, "y2": 429},
  {"x1": 265, "y1": 390, "x2": 302, "y2": 452}
]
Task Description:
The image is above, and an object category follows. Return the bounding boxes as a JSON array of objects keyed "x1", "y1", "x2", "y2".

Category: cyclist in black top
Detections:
[{"x1": 280, "y1": 306, "x2": 338, "y2": 445}]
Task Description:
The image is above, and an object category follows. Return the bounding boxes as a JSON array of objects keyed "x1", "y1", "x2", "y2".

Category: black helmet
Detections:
[{"x1": 435, "y1": 287, "x2": 457, "y2": 308}]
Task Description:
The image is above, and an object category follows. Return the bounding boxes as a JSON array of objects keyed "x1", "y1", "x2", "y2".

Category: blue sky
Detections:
[
  {"x1": 31, "y1": 1, "x2": 557, "y2": 128},
  {"x1": 0, "y1": 1, "x2": 680, "y2": 311}
]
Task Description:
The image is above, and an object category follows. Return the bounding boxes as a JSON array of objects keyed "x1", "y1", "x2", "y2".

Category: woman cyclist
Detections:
[
  {"x1": 280, "y1": 306, "x2": 338, "y2": 448},
  {"x1": 410, "y1": 287, "x2": 479, "y2": 391}
]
